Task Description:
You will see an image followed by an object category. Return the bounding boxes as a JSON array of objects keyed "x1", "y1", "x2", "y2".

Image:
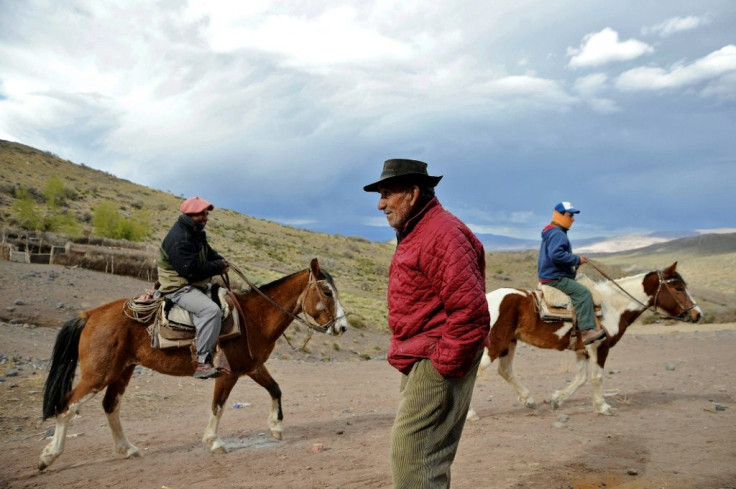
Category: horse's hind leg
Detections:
[
  {"x1": 39, "y1": 382, "x2": 99, "y2": 470},
  {"x1": 202, "y1": 373, "x2": 239, "y2": 453},
  {"x1": 103, "y1": 365, "x2": 141, "y2": 458},
  {"x1": 248, "y1": 365, "x2": 283, "y2": 440},
  {"x1": 466, "y1": 348, "x2": 492, "y2": 421},
  {"x1": 497, "y1": 341, "x2": 536, "y2": 409},
  {"x1": 551, "y1": 351, "x2": 589, "y2": 410}
]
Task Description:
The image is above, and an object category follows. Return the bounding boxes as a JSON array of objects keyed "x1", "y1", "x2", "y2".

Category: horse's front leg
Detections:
[
  {"x1": 550, "y1": 351, "x2": 588, "y2": 410},
  {"x1": 103, "y1": 365, "x2": 141, "y2": 459},
  {"x1": 203, "y1": 373, "x2": 239, "y2": 453},
  {"x1": 248, "y1": 365, "x2": 283, "y2": 440},
  {"x1": 590, "y1": 345, "x2": 614, "y2": 415}
]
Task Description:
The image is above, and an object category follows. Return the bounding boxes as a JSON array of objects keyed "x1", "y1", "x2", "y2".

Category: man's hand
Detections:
[{"x1": 579, "y1": 255, "x2": 588, "y2": 265}]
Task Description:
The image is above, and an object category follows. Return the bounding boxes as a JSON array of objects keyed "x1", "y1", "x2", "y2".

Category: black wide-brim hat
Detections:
[{"x1": 363, "y1": 159, "x2": 443, "y2": 192}]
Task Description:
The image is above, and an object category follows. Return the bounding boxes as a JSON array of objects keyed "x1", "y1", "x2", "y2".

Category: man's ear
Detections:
[{"x1": 408, "y1": 185, "x2": 421, "y2": 206}]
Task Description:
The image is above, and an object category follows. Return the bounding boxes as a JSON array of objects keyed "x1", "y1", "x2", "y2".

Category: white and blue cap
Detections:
[{"x1": 554, "y1": 201, "x2": 580, "y2": 214}]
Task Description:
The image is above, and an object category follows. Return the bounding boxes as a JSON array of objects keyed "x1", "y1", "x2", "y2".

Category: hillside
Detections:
[
  {"x1": 0, "y1": 140, "x2": 394, "y2": 331},
  {"x1": 1, "y1": 139, "x2": 734, "y2": 325}
]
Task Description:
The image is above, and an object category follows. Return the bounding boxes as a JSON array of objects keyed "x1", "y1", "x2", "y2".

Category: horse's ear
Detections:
[
  {"x1": 310, "y1": 258, "x2": 321, "y2": 275},
  {"x1": 663, "y1": 262, "x2": 677, "y2": 277}
]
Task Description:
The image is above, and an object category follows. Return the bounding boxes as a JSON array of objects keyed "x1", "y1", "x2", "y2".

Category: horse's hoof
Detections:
[
  {"x1": 598, "y1": 404, "x2": 615, "y2": 416},
  {"x1": 38, "y1": 462, "x2": 48, "y2": 472},
  {"x1": 211, "y1": 444, "x2": 228, "y2": 454},
  {"x1": 466, "y1": 409, "x2": 480, "y2": 422},
  {"x1": 125, "y1": 449, "x2": 142, "y2": 459},
  {"x1": 550, "y1": 400, "x2": 560, "y2": 410},
  {"x1": 524, "y1": 400, "x2": 537, "y2": 409},
  {"x1": 271, "y1": 431, "x2": 283, "y2": 440}
]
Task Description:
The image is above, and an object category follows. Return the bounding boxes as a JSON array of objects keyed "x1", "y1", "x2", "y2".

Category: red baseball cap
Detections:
[{"x1": 180, "y1": 196, "x2": 214, "y2": 214}]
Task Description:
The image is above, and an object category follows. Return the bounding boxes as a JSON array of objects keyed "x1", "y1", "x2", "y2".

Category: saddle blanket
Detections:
[{"x1": 130, "y1": 285, "x2": 242, "y2": 350}]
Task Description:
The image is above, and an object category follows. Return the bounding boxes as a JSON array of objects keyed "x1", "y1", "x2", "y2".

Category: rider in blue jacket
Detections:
[{"x1": 538, "y1": 202, "x2": 605, "y2": 347}]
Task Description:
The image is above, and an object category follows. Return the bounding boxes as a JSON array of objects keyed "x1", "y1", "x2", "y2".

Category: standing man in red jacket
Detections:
[{"x1": 364, "y1": 159, "x2": 490, "y2": 489}]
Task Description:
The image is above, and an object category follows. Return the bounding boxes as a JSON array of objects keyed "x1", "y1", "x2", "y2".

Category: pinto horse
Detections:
[
  {"x1": 467, "y1": 262, "x2": 702, "y2": 419},
  {"x1": 39, "y1": 258, "x2": 349, "y2": 471}
]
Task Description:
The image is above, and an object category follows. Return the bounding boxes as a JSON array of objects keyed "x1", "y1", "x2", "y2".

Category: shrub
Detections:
[
  {"x1": 12, "y1": 188, "x2": 42, "y2": 230},
  {"x1": 43, "y1": 176, "x2": 67, "y2": 208},
  {"x1": 44, "y1": 211, "x2": 82, "y2": 237},
  {"x1": 92, "y1": 202, "x2": 150, "y2": 241}
]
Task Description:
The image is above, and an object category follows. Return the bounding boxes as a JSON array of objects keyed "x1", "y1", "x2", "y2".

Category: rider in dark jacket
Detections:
[{"x1": 157, "y1": 196, "x2": 229, "y2": 379}]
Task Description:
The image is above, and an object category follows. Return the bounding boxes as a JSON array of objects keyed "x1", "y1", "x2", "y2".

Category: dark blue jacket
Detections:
[{"x1": 537, "y1": 224, "x2": 580, "y2": 281}]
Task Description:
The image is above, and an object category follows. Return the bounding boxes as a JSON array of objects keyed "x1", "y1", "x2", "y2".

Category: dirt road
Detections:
[{"x1": 0, "y1": 261, "x2": 734, "y2": 488}]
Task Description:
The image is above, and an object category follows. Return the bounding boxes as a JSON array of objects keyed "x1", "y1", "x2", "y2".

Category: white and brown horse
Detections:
[
  {"x1": 40, "y1": 258, "x2": 349, "y2": 471},
  {"x1": 468, "y1": 262, "x2": 702, "y2": 419}
]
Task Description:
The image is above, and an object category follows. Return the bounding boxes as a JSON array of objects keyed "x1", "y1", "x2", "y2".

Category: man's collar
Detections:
[{"x1": 397, "y1": 197, "x2": 440, "y2": 241}]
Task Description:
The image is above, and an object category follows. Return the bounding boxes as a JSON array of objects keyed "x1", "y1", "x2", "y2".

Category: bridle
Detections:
[
  {"x1": 587, "y1": 262, "x2": 698, "y2": 321},
  {"x1": 295, "y1": 270, "x2": 348, "y2": 334},
  {"x1": 226, "y1": 263, "x2": 346, "y2": 334},
  {"x1": 650, "y1": 270, "x2": 699, "y2": 319}
]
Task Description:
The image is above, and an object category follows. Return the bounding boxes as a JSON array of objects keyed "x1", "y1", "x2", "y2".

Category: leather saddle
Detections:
[
  {"x1": 149, "y1": 285, "x2": 242, "y2": 350},
  {"x1": 533, "y1": 276, "x2": 603, "y2": 324}
]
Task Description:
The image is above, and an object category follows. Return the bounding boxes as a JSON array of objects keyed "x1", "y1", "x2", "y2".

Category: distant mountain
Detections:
[
  {"x1": 475, "y1": 233, "x2": 538, "y2": 252},
  {"x1": 594, "y1": 231, "x2": 736, "y2": 257},
  {"x1": 483, "y1": 229, "x2": 735, "y2": 253}
]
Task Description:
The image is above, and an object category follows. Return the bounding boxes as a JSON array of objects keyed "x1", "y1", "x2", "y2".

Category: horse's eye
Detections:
[{"x1": 323, "y1": 289, "x2": 333, "y2": 297}]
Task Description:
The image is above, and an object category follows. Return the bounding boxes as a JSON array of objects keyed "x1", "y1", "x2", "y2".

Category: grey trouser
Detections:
[
  {"x1": 390, "y1": 352, "x2": 482, "y2": 489},
  {"x1": 547, "y1": 277, "x2": 596, "y2": 330},
  {"x1": 166, "y1": 285, "x2": 222, "y2": 363}
]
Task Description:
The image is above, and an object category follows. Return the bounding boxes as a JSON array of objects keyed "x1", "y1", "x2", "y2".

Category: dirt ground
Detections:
[{"x1": 0, "y1": 261, "x2": 734, "y2": 489}]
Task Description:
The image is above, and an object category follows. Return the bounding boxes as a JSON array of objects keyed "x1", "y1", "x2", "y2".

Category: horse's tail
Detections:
[{"x1": 42, "y1": 316, "x2": 87, "y2": 420}]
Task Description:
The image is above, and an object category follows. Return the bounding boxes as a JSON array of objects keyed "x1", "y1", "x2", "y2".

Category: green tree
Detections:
[
  {"x1": 93, "y1": 202, "x2": 121, "y2": 238},
  {"x1": 12, "y1": 187, "x2": 42, "y2": 230},
  {"x1": 43, "y1": 176, "x2": 67, "y2": 209},
  {"x1": 44, "y1": 211, "x2": 82, "y2": 237},
  {"x1": 92, "y1": 202, "x2": 150, "y2": 241}
]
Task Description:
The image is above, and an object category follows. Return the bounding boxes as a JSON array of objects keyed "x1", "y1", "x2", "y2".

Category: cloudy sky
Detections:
[{"x1": 2, "y1": 0, "x2": 735, "y2": 245}]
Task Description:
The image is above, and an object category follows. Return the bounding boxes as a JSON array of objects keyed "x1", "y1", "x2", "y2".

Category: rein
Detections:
[
  {"x1": 586, "y1": 261, "x2": 696, "y2": 321},
  {"x1": 226, "y1": 263, "x2": 342, "y2": 334}
]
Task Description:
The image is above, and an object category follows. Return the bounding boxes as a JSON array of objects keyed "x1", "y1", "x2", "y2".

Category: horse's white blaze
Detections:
[
  {"x1": 329, "y1": 283, "x2": 350, "y2": 334},
  {"x1": 688, "y1": 290, "x2": 703, "y2": 318},
  {"x1": 487, "y1": 288, "x2": 527, "y2": 329}
]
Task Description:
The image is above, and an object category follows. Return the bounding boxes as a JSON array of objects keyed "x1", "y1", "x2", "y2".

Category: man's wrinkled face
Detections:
[{"x1": 377, "y1": 183, "x2": 418, "y2": 230}]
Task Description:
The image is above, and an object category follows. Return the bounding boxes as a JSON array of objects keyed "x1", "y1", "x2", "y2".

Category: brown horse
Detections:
[
  {"x1": 39, "y1": 258, "x2": 349, "y2": 471},
  {"x1": 467, "y1": 262, "x2": 702, "y2": 419}
]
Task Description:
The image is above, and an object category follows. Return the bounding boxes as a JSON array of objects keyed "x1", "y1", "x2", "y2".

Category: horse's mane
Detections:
[{"x1": 239, "y1": 267, "x2": 336, "y2": 297}]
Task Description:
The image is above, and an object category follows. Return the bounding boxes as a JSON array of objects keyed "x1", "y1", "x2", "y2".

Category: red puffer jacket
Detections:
[{"x1": 387, "y1": 198, "x2": 490, "y2": 378}]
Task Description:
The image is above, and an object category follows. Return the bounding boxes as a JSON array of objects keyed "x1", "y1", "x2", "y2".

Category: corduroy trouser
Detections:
[
  {"x1": 166, "y1": 285, "x2": 221, "y2": 363},
  {"x1": 390, "y1": 351, "x2": 482, "y2": 489},
  {"x1": 547, "y1": 277, "x2": 596, "y2": 330}
]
